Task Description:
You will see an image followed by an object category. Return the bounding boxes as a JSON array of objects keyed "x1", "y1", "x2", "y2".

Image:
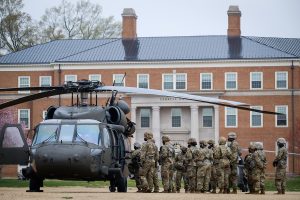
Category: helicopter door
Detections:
[{"x1": 0, "y1": 124, "x2": 29, "y2": 165}]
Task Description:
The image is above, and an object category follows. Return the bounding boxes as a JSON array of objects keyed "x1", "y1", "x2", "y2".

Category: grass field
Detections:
[{"x1": 0, "y1": 177, "x2": 300, "y2": 191}]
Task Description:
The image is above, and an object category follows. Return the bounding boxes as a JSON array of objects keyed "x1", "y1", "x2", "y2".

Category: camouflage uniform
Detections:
[
  {"x1": 227, "y1": 132, "x2": 239, "y2": 194},
  {"x1": 186, "y1": 138, "x2": 197, "y2": 193},
  {"x1": 160, "y1": 135, "x2": 175, "y2": 193},
  {"x1": 255, "y1": 142, "x2": 267, "y2": 194},
  {"x1": 249, "y1": 144, "x2": 262, "y2": 194},
  {"x1": 244, "y1": 145, "x2": 254, "y2": 194},
  {"x1": 207, "y1": 139, "x2": 217, "y2": 193},
  {"x1": 194, "y1": 140, "x2": 212, "y2": 193},
  {"x1": 150, "y1": 139, "x2": 160, "y2": 193},
  {"x1": 174, "y1": 145, "x2": 188, "y2": 193},
  {"x1": 273, "y1": 138, "x2": 288, "y2": 195},
  {"x1": 131, "y1": 142, "x2": 142, "y2": 192},
  {"x1": 140, "y1": 132, "x2": 159, "y2": 192},
  {"x1": 214, "y1": 137, "x2": 231, "y2": 193}
]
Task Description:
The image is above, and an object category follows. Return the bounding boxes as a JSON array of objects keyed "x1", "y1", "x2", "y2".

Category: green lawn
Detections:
[{"x1": 0, "y1": 177, "x2": 299, "y2": 191}]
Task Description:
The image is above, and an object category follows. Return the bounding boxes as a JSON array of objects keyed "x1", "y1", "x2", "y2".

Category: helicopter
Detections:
[{"x1": 0, "y1": 79, "x2": 280, "y2": 192}]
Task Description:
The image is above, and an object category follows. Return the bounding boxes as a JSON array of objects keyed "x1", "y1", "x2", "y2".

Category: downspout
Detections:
[
  {"x1": 291, "y1": 60, "x2": 295, "y2": 174},
  {"x1": 58, "y1": 64, "x2": 61, "y2": 106}
]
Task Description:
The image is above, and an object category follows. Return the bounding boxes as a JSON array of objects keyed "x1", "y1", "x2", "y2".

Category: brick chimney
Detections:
[
  {"x1": 227, "y1": 5, "x2": 241, "y2": 37},
  {"x1": 122, "y1": 8, "x2": 137, "y2": 39}
]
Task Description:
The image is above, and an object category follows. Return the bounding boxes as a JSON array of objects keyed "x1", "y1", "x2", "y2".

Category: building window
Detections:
[
  {"x1": 250, "y1": 72, "x2": 263, "y2": 90},
  {"x1": 163, "y1": 73, "x2": 186, "y2": 90},
  {"x1": 250, "y1": 106, "x2": 263, "y2": 127},
  {"x1": 42, "y1": 110, "x2": 47, "y2": 120},
  {"x1": 276, "y1": 105, "x2": 288, "y2": 127},
  {"x1": 200, "y1": 73, "x2": 213, "y2": 90},
  {"x1": 137, "y1": 74, "x2": 149, "y2": 89},
  {"x1": 113, "y1": 74, "x2": 125, "y2": 86},
  {"x1": 39, "y1": 76, "x2": 52, "y2": 87},
  {"x1": 202, "y1": 107, "x2": 213, "y2": 127},
  {"x1": 275, "y1": 71, "x2": 288, "y2": 89},
  {"x1": 225, "y1": 107, "x2": 237, "y2": 127},
  {"x1": 65, "y1": 75, "x2": 77, "y2": 82},
  {"x1": 140, "y1": 108, "x2": 150, "y2": 128},
  {"x1": 225, "y1": 72, "x2": 237, "y2": 90},
  {"x1": 18, "y1": 76, "x2": 30, "y2": 94},
  {"x1": 171, "y1": 108, "x2": 181, "y2": 127},
  {"x1": 89, "y1": 74, "x2": 101, "y2": 82},
  {"x1": 18, "y1": 109, "x2": 30, "y2": 129}
]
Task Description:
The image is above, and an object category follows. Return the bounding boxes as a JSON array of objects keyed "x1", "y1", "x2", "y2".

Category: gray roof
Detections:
[{"x1": 0, "y1": 35, "x2": 299, "y2": 65}]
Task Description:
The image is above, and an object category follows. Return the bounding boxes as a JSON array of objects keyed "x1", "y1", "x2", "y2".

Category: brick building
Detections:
[{"x1": 0, "y1": 6, "x2": 299, "y2": 177}]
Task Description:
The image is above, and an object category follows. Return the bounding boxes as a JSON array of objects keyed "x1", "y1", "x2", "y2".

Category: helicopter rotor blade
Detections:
[
  {"x1": 96, "y1": 86, "x2": 280, "y2": 115},
  {"x1": 0, "y1": 89, "x2": 68, "y2": 110},
  {"x1": 0, "y1": 86, "x2": 64, "y2": 92}
]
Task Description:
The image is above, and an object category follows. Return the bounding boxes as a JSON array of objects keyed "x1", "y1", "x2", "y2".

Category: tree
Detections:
[
  {"x1": 39, "y1": 0, "x2": 121, "y2": 42},
  {"x1": 0, "y1": 0, "x2": 38, "y2": 52}
]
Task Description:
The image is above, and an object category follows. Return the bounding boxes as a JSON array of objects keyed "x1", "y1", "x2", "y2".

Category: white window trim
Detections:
[
  {"x1": 42, "y1": 110, "x2": 47, "y2": 120},
  {"x1": 137, "y1": 74, "x2": 149, "y2": 89},
  {"x1": 162, "y1": 73, "x2": 187, "y2": 91},
  {"x1": 140, "y1": 108, "x2": 151, "y2": 128},
  {"x1": 275, "y1": 105, "x2": 288, "y2": 127},
  {"x1": 200, "y1": 73, "x2": 213, "y2": 90},
  {"x1": 88, "y1": 74, "x2": 101, "y2": 82},
  {"x1": 225, "y1": 107, "x2": 238, "y2": 128},
  {"x1": 250, "y1": 72, "x2": 263, "y2": 90},
  {"x1": 275, "y1": 71, "x2": 288, "y2": 89},
  {"x1": 171, "y1": 108, "x2": 182, "y2": 128},
  {"x1": 65, "y1": 75, "x2": 77, "y2": 82},
  {"x1": 225, "y1": 72, "x2": 238, "y2": 90},
  {"x1": 18, "y1": 109, "x2": 30, "y2": 129},
  {"x1": 113, "y1": 74, "x2": 126, "y2": 86},
  {"x1": 39, "y1": 76, "x2": 52, "y2": 87},
  {"x1": 202, "y1": 107, "x2": 214, "y2": 128},
  {"x1": 18, "y1": 76, "x2": 30, "y2": 94},
  {"x1": 250, "y1": 106, "x2": 263, "y2": 128}
]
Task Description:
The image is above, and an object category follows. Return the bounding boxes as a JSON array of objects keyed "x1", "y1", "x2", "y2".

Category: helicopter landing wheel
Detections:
[
  {"x1": 27, "y1": 177, "x2": 43, "y2": 192},
  {"x1": 117, "y1": 176, "x2": 127, "y2": 192}
]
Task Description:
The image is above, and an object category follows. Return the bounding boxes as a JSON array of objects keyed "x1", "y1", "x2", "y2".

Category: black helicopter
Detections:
[{"x1": 0, "y1": 79, "x2": 279, "y2": 192}]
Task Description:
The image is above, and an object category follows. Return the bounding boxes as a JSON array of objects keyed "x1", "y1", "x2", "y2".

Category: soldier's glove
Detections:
[{"x1": 272, "y1": 161, "x2": 278, "y2": 167}]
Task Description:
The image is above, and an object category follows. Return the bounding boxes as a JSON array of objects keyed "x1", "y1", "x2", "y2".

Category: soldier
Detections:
[
  {"x1": 227, "y1": 132, "x2": 239, "y2": 194},
  {"x1": 174, "y1": 145, "x2": 188, "y2": 193},
  {"x1": 249, "y1": 143, "x2": 262, "y2": 194},
  {"x1": 160, "y1": 135, "x2": 175, "y2": 193},
  {"x1": 140, "y1": 132, "x2": 159, "y2": 193},
  {"x1": 214, "y1": 136, "x2": 231, "y2": 194},
  {"x1": 151, "y1": 138, "x2": 160, "y2": 193},
  {"x1": 207, "y1": 139, "x2": 217, "y2": 193},
  {"x1": 273, "y1": 138, "x2": 288, "y2": 195},
  {"x1": 255, "y1": 142, "x2": 267, "y2": 194},
  {"x1": 186, "y1": 138, "x2": 197, "y2": 193},
  {"x1": 131, "y1": 142, "x2": 142, "y2": 192},
  {"x1": 195, "y1": 140, "x2": 212, "y2": 193}
]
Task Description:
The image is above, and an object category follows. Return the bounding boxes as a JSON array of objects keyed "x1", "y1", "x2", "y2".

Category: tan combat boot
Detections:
[
  {"x1": 218, "y1": 188, "x2": 223, "y2": 194},
  {"x1": 232, "y1": 188, "x2": 237, "y2": 194}
]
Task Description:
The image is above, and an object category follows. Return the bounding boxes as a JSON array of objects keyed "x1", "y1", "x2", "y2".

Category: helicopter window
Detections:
[
  {"x1": 59, "y1": 124, "x2": 75, "y2": 142},
  {"x1": 33, "y1": 124, "x2": 58, "y2": 144},
  {"x1": 76, "y1": 125, "x2": 100, "y2": 144},
  {"x1": 102, "y1": 128, "x2": 111, "y2": 148}
]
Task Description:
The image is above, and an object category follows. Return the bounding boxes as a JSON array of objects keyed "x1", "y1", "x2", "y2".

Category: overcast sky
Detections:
[{"x1": 23, "y1": 0, "x2": 300, "y2": 38}]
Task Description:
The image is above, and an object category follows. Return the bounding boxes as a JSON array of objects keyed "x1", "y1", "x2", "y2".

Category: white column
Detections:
[
  {"x1": 190, "y1": 105, "x2": 199, "y2": 142},
  {"x1": 130, "y1": 106, "x2": 137, "y2": 150},
  {"x1": 214, "y1": 105, "x2": 219, "y2": 143},
  {"x1": 152, "y1": 106, "x2": 161, "y2": 146}
]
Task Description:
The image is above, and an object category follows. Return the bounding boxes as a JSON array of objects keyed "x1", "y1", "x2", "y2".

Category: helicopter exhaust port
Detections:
[{"x1": 106, "y1": 106, "x2": 127, "y2": 127}]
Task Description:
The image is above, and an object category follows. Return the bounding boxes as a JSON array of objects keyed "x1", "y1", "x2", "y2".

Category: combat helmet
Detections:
[
  {"x1": 255, "y1": 142, "x2": 263, "y2": 150},
  {"x1": 180, "y1": 145, "x2": 187, "y2": 152},
  {"x1": 277, "y1": 137, "x2": 286, "y2": 144},
  {"x1": 134, "y1": 142, "x2": 141, "y2": 149},
  {"x1": 162, "y1": 135, "x2": 171, "y2": 142},
  {"x1": 248, "y1": 143, "x2": 256, "y2": 151},
  {"x1": 228, "y1": 132, "x2": 237, "y2": 139},
  {"x1": 199, "y1": 140, "x2": 207, "y2": 146},
  {"x1": 219, "y1": 137, "x2": 227, "y2": 145},
  {"x1": 207, "y1": 139, "x2": 215, "y2": 145},
  {"x1": 187, "y1": 138, "x2": 197, "y2": 146},
  {"x1": 144, "y1": 132, "x2": 153, "y2": 140}
]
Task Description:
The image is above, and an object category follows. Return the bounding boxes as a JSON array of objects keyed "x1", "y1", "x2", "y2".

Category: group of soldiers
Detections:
[{"x1": 129, "y1": 131, "x2": 288, "y2": 195}]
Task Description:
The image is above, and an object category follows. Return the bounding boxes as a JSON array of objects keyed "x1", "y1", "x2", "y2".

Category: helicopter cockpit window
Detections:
[
  {"x1": 76, "y1": 125, "x2": 100, "y2": 144},
  {"x1": 33, "y1": 124, "x2": 59, "y2": 144},
  {"x1": 102, "y1": 128, "x2": 110, "y2": 148},
  {"x1": 59, "y1": 124, "x2": 75, "y2": 142}
]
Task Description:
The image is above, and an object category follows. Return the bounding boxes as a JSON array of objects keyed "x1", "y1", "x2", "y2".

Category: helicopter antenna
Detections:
[
  {"x1": 105, "y1": 80, "x2": 115, "y2": 106},
  {"x1": 109, "y1": 73, "x2": 126, "y2": 106}
]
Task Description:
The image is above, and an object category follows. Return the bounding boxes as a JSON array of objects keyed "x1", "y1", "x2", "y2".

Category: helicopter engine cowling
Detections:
[{"x1": 106, "y1": 106, "x2": 127, "y2": 127}]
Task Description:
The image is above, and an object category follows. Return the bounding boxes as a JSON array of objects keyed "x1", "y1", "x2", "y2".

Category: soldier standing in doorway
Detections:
[
  {"x1": 160, "y1": 135, "x2": 175, "y2": 193},
  {"x1": 140, "y1": 132, "x2": 159, "y2": 193},
  {"x1": 227, "y1": 132, "x2": 239, "y2": 194},
  {"x1": 273, "y1": 138, "x2": 288, "y2": 195}
]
